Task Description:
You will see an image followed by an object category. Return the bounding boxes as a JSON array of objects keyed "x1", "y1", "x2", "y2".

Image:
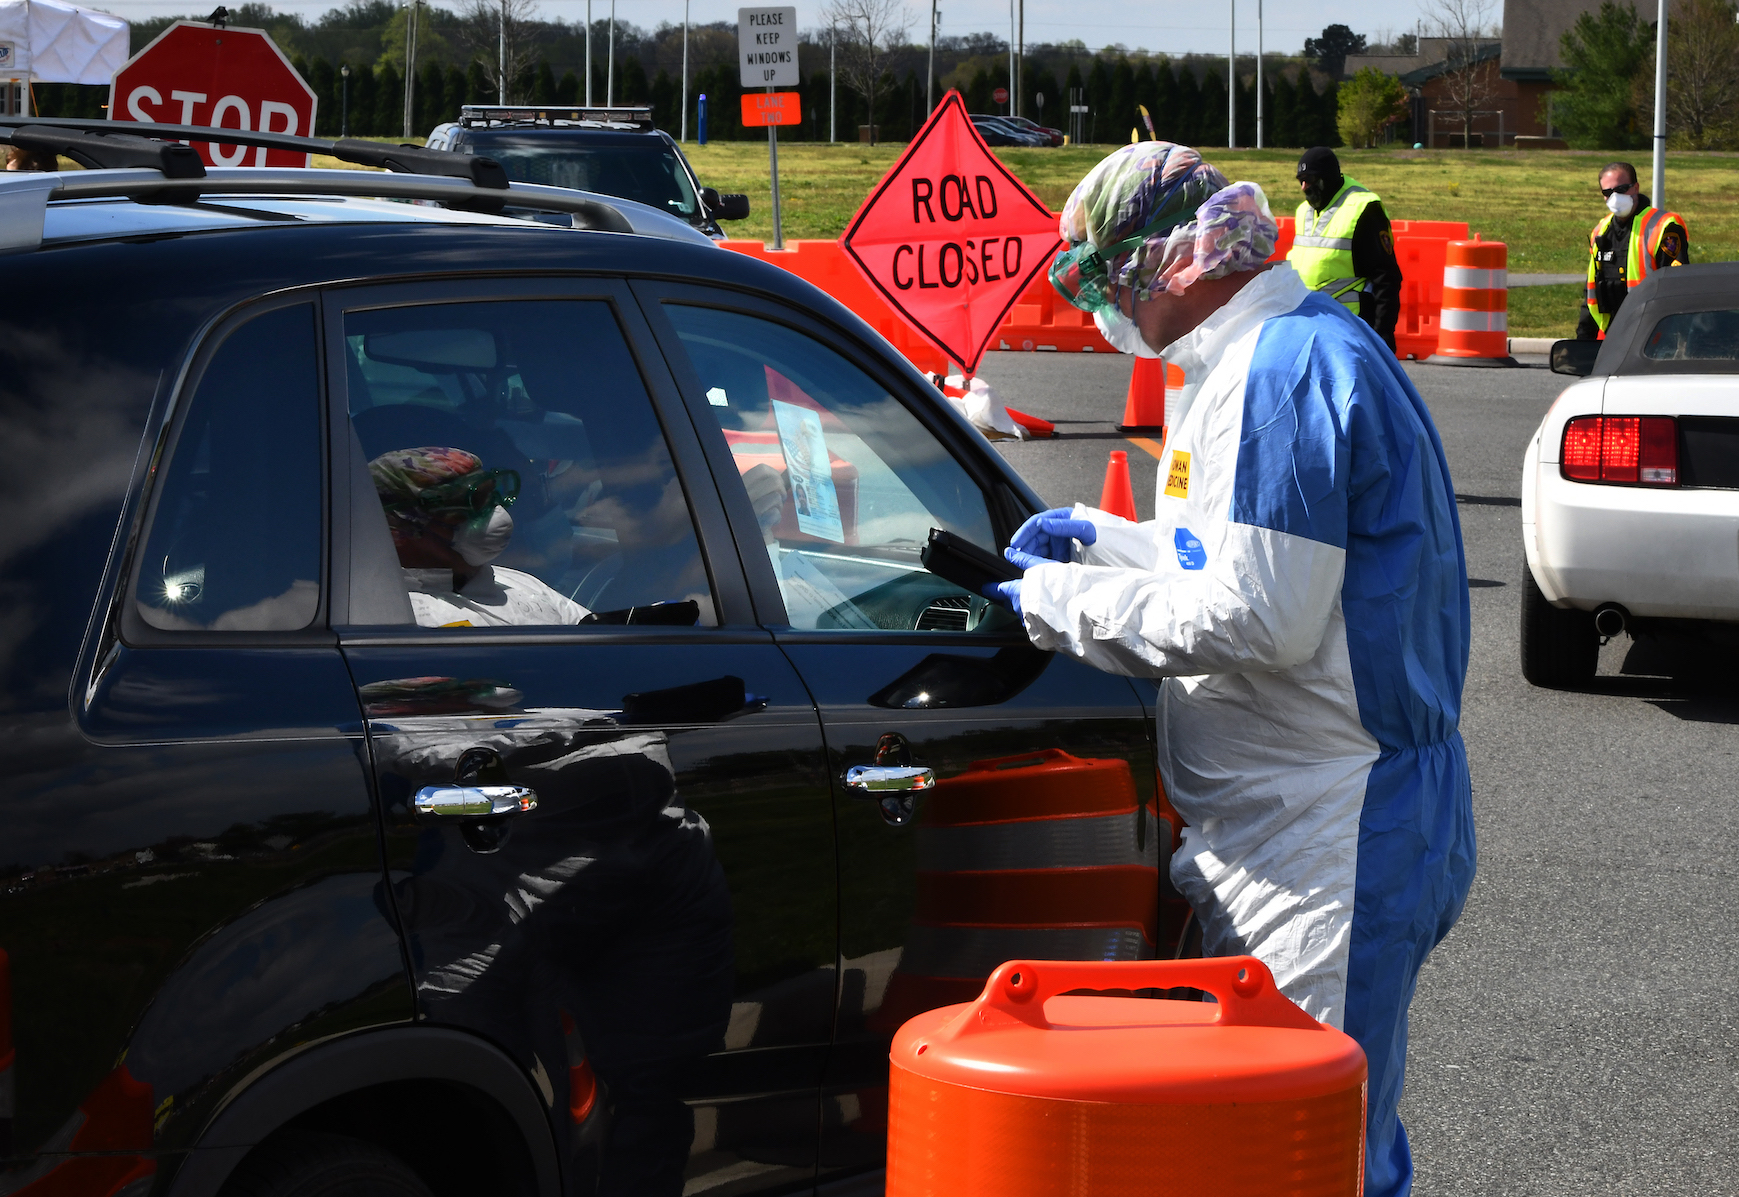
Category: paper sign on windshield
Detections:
[
  {"x1": 839, "y1": 90, "x2": 1062, "y2": 373},
  {"x1": 771, "y1": 400, "x2": 845, "y2": 543}
]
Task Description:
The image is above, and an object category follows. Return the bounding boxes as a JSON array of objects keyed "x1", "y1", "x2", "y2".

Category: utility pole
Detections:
[
  {"x1": 829, "y1": 24, "x2": 836, "y2": 142},
  {"x1": 681, "y1": 0, "x2": 690, "y2": 139},
  {"x1": 585, "y1": 0, "x2": 592, "y2": 105},
  {"x1": 1255, "y1": 0, "x2": 1262, "y2": 148},
  {"x1": 768, "y1": 85, "x2": 784, "y2": 249},
  {"x1": 607, "y1": 0, "x2": 615, "y2": 106},
  {"x1": 404, "y1": 0, "x2": 419, "y2": 138},
  {"x1": 341, "y1": 62, "x2": 350, "y2": 137},
  {"x1": 1650, "y1": 0, "x2": 1666, "y2": 204},
  {"x1": 1017, "y1": 0, "x2": 1023, "y2": 118},
  {"x1": 926, "y1": 0, "x2": 936, "y2": 114},
  {"x1": 1227, "y1": 0, "x2": 1236, "y2": 148},
  {"x1": 497, "y1": 0, "x2": 506, "y2": 103},
  {"x1": 1008, "y1": 0, "x2": 1014, "y2": 117}
]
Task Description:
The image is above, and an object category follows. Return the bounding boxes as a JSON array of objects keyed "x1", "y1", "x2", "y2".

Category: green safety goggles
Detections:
[
  {"x1": 1049, "y1": 207, "x2": 1198, "y2": 315},
  {"x1": 385, "y1": 467, "x2": 521, "y2": 518}
]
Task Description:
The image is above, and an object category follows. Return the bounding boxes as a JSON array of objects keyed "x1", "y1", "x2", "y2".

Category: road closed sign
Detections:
[
  {"x1": 738, "y1": 7, "x2": 798, "y2": 88},
  {"x1": 840, "y1": 91, "x2": 1062, "y2": 373},
  {"x1": 109, "y1": 21, "x2": 317, "y2": 167}
]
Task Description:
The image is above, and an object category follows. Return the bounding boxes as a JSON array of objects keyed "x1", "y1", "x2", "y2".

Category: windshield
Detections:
[{"x1": 483, "y1": 142, "x2": 701, "y2": 220}]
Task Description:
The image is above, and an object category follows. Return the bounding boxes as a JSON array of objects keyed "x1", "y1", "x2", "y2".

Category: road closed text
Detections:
[{"x1": 891, "y1": 174, "x2": 1030, "y2": 290}]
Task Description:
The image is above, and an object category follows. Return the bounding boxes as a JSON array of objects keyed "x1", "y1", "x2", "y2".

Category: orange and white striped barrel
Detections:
[
  {"x1": 873, "y1": 750, "x2": 1162, "y2": 1031},
  {"x1": 1435, "y1": 238, "x2": 1509, "y2": 359}
]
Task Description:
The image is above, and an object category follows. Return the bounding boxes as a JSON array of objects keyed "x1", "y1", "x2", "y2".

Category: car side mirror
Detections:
[
  {"x1": 1550, "y1": 339, "x2": 1600, "y2": 376},
  {"x1": 714, "y1": 193, "x2": 751, "y2": 221}
]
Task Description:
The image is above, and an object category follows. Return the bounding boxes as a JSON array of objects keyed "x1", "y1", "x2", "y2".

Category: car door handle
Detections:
[
  {"x1": 844, "y1": 765, "x2": 936, "y2": 793},
  {"x1": 413, "y1": 785, "x2": 539, "y2": 821}
]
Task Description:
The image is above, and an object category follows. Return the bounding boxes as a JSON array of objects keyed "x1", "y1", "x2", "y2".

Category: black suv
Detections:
[
  {"x1": 426, "y1": 106, "x2": 751, "y2": 238},
  {"x1": 0, "y1": 120, "x2": 1166, "y2": 1197}
]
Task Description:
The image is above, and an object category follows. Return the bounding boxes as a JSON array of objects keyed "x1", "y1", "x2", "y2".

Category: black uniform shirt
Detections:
[{"x1": 1349, "y1": 202, "x2": 1403, "y2": 351}]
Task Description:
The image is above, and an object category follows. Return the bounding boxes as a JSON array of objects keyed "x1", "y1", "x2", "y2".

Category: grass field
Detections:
[
  {"x1": 316, "y1": 140, "x2": 1739, "y2": 338},
  {"x1": 683, "y1": 142, "x2": 1738, "y2": 338}
]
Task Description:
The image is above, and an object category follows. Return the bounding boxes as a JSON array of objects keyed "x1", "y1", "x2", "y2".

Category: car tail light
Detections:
[{"x1": 1560, "y1": 416, "x2": 1678, "y2": 485}]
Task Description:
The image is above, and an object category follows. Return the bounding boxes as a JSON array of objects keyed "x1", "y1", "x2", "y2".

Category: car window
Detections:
[
  {"x1": 344, "y1": 299, "x2": 716, "y2": 629},
  {"x1": 481, "y1": 141, "x2": 700, "y2": 219},
  {"x1": 135, "y1": 304, "x2": 322, "y2": 632},
  {"x1": 664, "y1": 304, "x2": 1017, "y2": 635},
  {"x1": 1643, "y1": 309, "x2": 1739, "y2": 361}
]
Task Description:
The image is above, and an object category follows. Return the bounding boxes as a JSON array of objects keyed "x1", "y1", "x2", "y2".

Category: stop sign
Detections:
[
  {"x1": 109, "y1": 21, "x2": 316, "y2": 167},
  {"x1": 993, "y1": 87, "x2": 1009, "y2": 105}
]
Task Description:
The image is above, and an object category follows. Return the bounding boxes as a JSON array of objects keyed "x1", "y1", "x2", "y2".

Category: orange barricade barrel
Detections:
[
  {"x1": 1272, "y1": 216, "x2": 1471, "y2": 361},
  {"x1": 873, "y1": 751, "x2": 1160, "y2": 1033},
  {"x1": 888, "y1": 957, "x2": 1368, "y2": 1197},
  {"x1": 1429, "y1": 238, "x2": 1518, "y2": 367}
]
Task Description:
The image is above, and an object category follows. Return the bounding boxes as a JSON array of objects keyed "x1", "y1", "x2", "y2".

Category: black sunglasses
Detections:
[{"x1": 1601, "y1": 182, "x2": 1634, "y2": 197}]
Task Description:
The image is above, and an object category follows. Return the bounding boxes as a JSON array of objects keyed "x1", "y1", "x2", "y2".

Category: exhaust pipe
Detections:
[{"x1": 1593, "y1": 604, "x2": 1628, "y2": 638}]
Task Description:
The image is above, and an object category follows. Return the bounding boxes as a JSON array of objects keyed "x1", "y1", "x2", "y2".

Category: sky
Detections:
[{"x1": 89, "y1": 0, "x2": 1449, "y2": 59}]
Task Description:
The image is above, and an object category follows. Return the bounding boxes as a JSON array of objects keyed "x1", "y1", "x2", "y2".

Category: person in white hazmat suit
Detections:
[{"x1": 987, "y1": 142, "x2": 1476, "y2": 1197}]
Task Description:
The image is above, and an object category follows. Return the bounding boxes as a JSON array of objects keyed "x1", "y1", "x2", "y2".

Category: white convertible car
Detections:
[{"x1": 1522, "y1": 263, "x2": 1739, "y2": 687}]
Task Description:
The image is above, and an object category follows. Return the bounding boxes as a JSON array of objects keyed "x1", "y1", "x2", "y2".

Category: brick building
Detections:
[{"x1": 1340, "y1": 0, "x2": 1607, "y2": 146}]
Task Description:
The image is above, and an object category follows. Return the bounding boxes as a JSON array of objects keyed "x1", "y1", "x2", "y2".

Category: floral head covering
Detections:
[
  {"x1": 1049, "y1": 142, "x2": 1277, "y2": 312},
  {"x1": 367, "y1": 446, "x2": 519, "y2": 553},
  {"x1": 1148, "y1": 181, "x2": 1279, "y2": 296}
]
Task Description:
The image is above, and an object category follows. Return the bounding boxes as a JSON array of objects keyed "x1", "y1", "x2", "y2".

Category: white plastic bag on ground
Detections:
[{"x1": 941, "y1": 374, "x2": 1028, "y2": 440}]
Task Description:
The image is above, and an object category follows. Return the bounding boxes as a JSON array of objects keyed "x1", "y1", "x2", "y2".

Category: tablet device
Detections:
[{"x1": 921, "y1": 528, "x2": 1023, "y2": 595}]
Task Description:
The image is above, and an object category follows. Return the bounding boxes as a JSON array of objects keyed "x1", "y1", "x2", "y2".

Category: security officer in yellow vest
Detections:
[
  {"x1": 1288, "y1": 147, "x2": 1404, "y2": 351},
  {"x1": 1576, "y1": 160, "x2": 1688, "y2": 340}
]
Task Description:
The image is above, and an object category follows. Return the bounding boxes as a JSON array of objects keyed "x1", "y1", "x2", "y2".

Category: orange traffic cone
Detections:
[
  {"x1": 1006, "y1": 407, "x2": 1056, "y2": 437},
  {"x1": 1100, "y1": 451, "x2": 1138, "y2": 521},
  {"x1": 1115, "y1": 356, "x2": 1169, "y2": 434}
]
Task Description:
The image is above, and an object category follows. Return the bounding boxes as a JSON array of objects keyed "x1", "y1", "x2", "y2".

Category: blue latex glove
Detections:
[
  {"x1": 1005, "y1": 507, "x2": 1099, "y2": 571},
  {"x1": 982, "y1": 578, "x2": 1023, "y2": 613}
]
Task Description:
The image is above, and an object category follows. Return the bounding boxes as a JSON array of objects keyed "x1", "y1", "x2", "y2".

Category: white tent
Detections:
[{"x1": 0, "y1": 0, "x2": 128, "y2": 101}]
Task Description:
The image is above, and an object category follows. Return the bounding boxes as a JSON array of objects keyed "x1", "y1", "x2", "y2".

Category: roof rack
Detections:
[
  {"x1": 0, "y1": 164, "x2": 642, "y2": 254},
  {"x1": 0, "y1": 117, "x2": 512, "y2": 187},
  {"x1": 0, "y1": 117, "x2": 646, "y2": 251},
  {"x1": 458, "y1": 105, "x2": 656, "y2": 132}
]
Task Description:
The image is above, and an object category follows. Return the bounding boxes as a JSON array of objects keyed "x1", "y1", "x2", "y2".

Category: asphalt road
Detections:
[{"x1": 975, "y1": 349, "x2": 1739, "y2": 1197}]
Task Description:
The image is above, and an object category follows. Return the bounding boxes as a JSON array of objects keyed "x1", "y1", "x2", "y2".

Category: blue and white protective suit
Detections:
[{"x1": 1019, "y1": 263, "x2": 1476, "y2": 1197}]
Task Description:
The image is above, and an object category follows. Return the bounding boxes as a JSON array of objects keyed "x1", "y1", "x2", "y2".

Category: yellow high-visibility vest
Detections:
[
  {"x1": 1288, "y1": 179, "x2": 1382, "y2": 311},
  {"x1": 1585, "y1": 206, "x2": 1687, "y2": 335}
]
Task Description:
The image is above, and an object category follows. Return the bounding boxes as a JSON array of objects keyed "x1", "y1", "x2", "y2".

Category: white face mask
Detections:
[
  {"x1": 1606, "y1": 191, "x2": 1637, "y2": 218},
  {"x1": 1094, "y1": 307, "x2": 1161, "y2": 358},
  {"x1": 451, "y1": 505, "x2": 514, "y2": 566}
]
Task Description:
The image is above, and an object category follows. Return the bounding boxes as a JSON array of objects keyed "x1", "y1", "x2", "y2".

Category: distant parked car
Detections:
[
  {"x1": 426, "y1": 104, "x2": 751, "y2": 238},
  {"x1": 1521, "y1": 262, "x2": 1739, "y2": 687},
  {"x1": 970, "y1": 115, "x2": 1048, "y2": 147},
  {"x1": 1004, "y1": 115, "x2": 1065, "y2": 146}
]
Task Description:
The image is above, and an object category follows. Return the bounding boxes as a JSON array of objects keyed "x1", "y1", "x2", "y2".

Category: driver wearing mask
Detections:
[
  {"x1": 370, "y1": 446, "x2": 590, "y2": 627},
  {"x1": 1577, "y1": 160, "x2": 1688, "y2": 340}
]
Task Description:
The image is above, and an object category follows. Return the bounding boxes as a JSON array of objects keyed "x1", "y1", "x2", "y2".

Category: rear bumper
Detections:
[{"x1": 1529, "y1": 467, "x2": 1739, "y2": 620}]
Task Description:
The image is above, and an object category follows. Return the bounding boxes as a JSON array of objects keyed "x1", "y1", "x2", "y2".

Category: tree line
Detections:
[
  {"x1": 28, "y1": 0, "x2": 1343, "y2": 147},
  {"x1": 1552, "y1": 0, "x2": 1739, "y2": 150},
  {"x1": 36, "y1": 52, "x2": 1340, "y2": 148}
]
